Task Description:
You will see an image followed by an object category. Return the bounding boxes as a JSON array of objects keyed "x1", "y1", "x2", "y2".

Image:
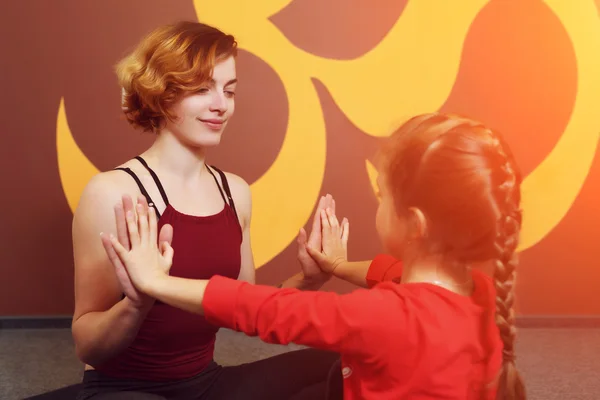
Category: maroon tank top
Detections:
[{"x1": 95, "y1": 156, "x2": 242, "y2": 381}]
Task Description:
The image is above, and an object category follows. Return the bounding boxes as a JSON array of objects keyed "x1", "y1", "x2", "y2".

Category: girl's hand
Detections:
[
  {"x1": 306, "y1": 208, "x2": 349, "y2": 274},
  {"x1": 104, "y1": 197, "x2": 174, "y2": 293},
  {"x1": 297, "y1": 195, "x2": 335, "y2": 282}
]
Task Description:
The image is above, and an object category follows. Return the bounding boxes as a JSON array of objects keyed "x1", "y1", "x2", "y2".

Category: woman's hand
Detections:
[
  {"x1": 99, "y1": 196, "x2": 148, "y2": 310},
  {"x1": 306, "y1": 208, "x2": 349, "y2": 274},
  {"x1": 296, "y1": 195, "x2": 335, "y2": 282},
  {"x1": 102, "y1": 196, "x2": 174, "y2": 294}
]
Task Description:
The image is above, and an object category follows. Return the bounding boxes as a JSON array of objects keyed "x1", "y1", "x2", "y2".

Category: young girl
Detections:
[{"x1": 104, "y1": 113, "x2": 527, "y2": 399}]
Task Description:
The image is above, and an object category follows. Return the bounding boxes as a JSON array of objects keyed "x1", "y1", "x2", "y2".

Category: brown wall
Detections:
[{"x1": 1, "y1": 0, "x2": 599, "y2": 316}]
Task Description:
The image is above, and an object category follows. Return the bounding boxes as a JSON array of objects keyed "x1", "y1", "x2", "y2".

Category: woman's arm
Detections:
[
  {"x1": 222, "y1": 173, "x2": 256, "y2": 284},
  {"x1": 72, "y1": 173, "x2": 152, "y2": 367},
  {"x1": 227, "y1": 173, "x2": 332, "y2": 290},
  {"x1": 278, "y1": 272, "x2": 329, "y2": 290}
]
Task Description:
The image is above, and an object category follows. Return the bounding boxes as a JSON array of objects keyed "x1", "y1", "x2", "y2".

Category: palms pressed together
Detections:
[
  {"x1": 100, "y1": 196, "x2": 173, "y2": 307},
  {"x1": 103, "y1": 194, "x2": 350, "y2": 296}
]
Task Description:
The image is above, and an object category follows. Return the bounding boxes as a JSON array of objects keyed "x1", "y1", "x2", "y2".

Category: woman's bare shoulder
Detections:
[
  {"x1": 79, "y1": 170, "x2": 133, "y2": 203},
  {"x1": 74, "y1": 162, "x2": 146, "y2": 220},
  {"x1": 221, "y1": 171, "x2": 249, "y2": 191},
  {"x1": 218, "y1": 170, "x2": 251, "y2": 226}
]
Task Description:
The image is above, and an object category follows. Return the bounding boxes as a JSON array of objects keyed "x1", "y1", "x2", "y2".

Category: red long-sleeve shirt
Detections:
[{"x1": 203, "y1": 255, "x2": 502, "y2": 399}]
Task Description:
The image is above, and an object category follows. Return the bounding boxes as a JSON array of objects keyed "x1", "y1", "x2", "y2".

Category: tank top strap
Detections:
[
  {"x1": 206, "y1": 165, "x2": 228, "y2": 204},
  {"x1": 207, "y1": 165, "x2": 239, "y2": 222},
  {"x1": 113, "y1": 167, "x2": 162, "y2": 218},
  {"x1": 134, "y1": 156, "x2": 170, "y2": 206}
]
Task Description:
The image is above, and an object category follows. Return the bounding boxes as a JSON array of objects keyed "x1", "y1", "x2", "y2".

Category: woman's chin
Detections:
[{"x1": 184, "y1": 133, "x2": 223, "y2": 148}]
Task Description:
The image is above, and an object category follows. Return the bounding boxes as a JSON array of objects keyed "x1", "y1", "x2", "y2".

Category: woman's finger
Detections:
[
  {"x1": 158, "y1": 223, "x2": 173, "y2": 246},
  {"x1": 109, "y1": 233, "x2": 129, "y2": 261},
  {"x1": 320, "y1": 209, "x2": 330, "y2": 229},
  {"x1": 149, "y1": 205, "x2": 158, "y2": 246},
  {"x1": 136, "y1": 201, "x2": 149, "y2": 246},
  {"x1": 161, "y1": 241, "x2": 174, "y2": 267},
  {"x1": 306, "y1": 244, "x2": 326, "y2": 264},
  {"x1": 101, "y1": 232, "x2": 131, "y2": 284},
  {"x1": 101, "y1": 232, "x2": 125, "y2": 268},
  {"x1": 114, "y1": 203, "x2": 130, "y2": 251},
  {"x1": 126, "y1": 210, "x2": 140, "y2": 248},
  {"x1": 308, "y1": 197, "x2": 325, "y2": 248}
]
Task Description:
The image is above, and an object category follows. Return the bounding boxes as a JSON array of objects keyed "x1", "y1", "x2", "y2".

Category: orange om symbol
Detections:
[{"x1": 57, "y1": 0, "x2": 600, "y2": 267}]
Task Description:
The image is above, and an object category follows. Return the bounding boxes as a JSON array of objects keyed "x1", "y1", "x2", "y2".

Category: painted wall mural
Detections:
[{"x1": 2, "y1": 0, "x2": 599, "y2": 315}]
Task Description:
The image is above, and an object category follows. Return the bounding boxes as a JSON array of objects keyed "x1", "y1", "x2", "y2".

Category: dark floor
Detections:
[{"x1": 0, "y1": 328, "x2": 598, "y2": 399}]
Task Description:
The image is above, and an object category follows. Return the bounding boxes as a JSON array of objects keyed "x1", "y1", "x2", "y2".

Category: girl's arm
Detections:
[
  {"x1": 333, "y1": 255, "x2": 404, "y2": 288},
  {"x1": 305, "y1": 209, "x2": 403, "y2": 288},
  {"x1": 145, "y1": 274, "x2": 398, "y2": 358},
  {"x1": 106, "y1": 196, "x2": 401, "y2": 359},
  {"x1": 329, "y1": 260, "x2": 373, "y2": 288}
]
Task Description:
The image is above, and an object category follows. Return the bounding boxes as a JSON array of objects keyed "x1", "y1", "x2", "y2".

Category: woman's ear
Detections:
[{"x1": 407, "y1": 207, "x2": 428, "y2": 241}]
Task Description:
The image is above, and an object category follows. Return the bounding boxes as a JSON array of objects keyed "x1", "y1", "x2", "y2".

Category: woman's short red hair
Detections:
[{"x1": 116, "y1": 21, "x2": 237, "y2": 132}]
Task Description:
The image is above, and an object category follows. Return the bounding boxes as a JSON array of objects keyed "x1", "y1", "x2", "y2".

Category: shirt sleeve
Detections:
[
  {"x1": 203, "y1": 275, "x2": 399, "y2": 358},
  {"x1": 366, "y1": 254, "x2": 403, "y2": 288}
]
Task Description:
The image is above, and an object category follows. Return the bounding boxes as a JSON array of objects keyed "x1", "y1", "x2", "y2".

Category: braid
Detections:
[{"x1": 490, "y1": 136, "x2": 526, "y2": 400}]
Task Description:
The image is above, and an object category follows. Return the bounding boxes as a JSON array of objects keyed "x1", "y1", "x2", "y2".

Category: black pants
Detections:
[{"x1": 76, "y1": 348, "x2": 341, "y2": 400}]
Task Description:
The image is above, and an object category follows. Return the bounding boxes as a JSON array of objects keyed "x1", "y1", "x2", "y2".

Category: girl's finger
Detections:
[
  {"x1": 326, "y1": 208, "x2": 339, "y2": 229},
  {"x1": 341, "y1": 218, "x2": 349, "y2": 244}
]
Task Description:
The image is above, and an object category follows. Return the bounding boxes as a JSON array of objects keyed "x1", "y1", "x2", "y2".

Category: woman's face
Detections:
[{"x1": 164, "y1": 55, "x2": 237, "y2": 148}]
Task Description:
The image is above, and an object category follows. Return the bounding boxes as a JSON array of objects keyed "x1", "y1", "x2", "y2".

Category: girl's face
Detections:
[
  {"x1": 375, "y1": 172, "x2": 409, "y2": 259},
  {"x1": 164, "y1": 56, "x2": 237, "y2": 148}
]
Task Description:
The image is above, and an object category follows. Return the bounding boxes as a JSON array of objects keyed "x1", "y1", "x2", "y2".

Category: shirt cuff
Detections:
[
  {"x1": 203, "y1": 275, "x2": 245, "y2": 329},
  {"x1": 366, "y1": 254, "x2": 400, "y2": 288}
]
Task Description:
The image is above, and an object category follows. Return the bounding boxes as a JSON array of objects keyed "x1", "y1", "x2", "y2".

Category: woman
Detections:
[
  {"x1": 71, "y1": 21, "x2": 340, "y2": 399},
  {"x1": 105, "y1": 113, "x2": 527, "y2": 399}
]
